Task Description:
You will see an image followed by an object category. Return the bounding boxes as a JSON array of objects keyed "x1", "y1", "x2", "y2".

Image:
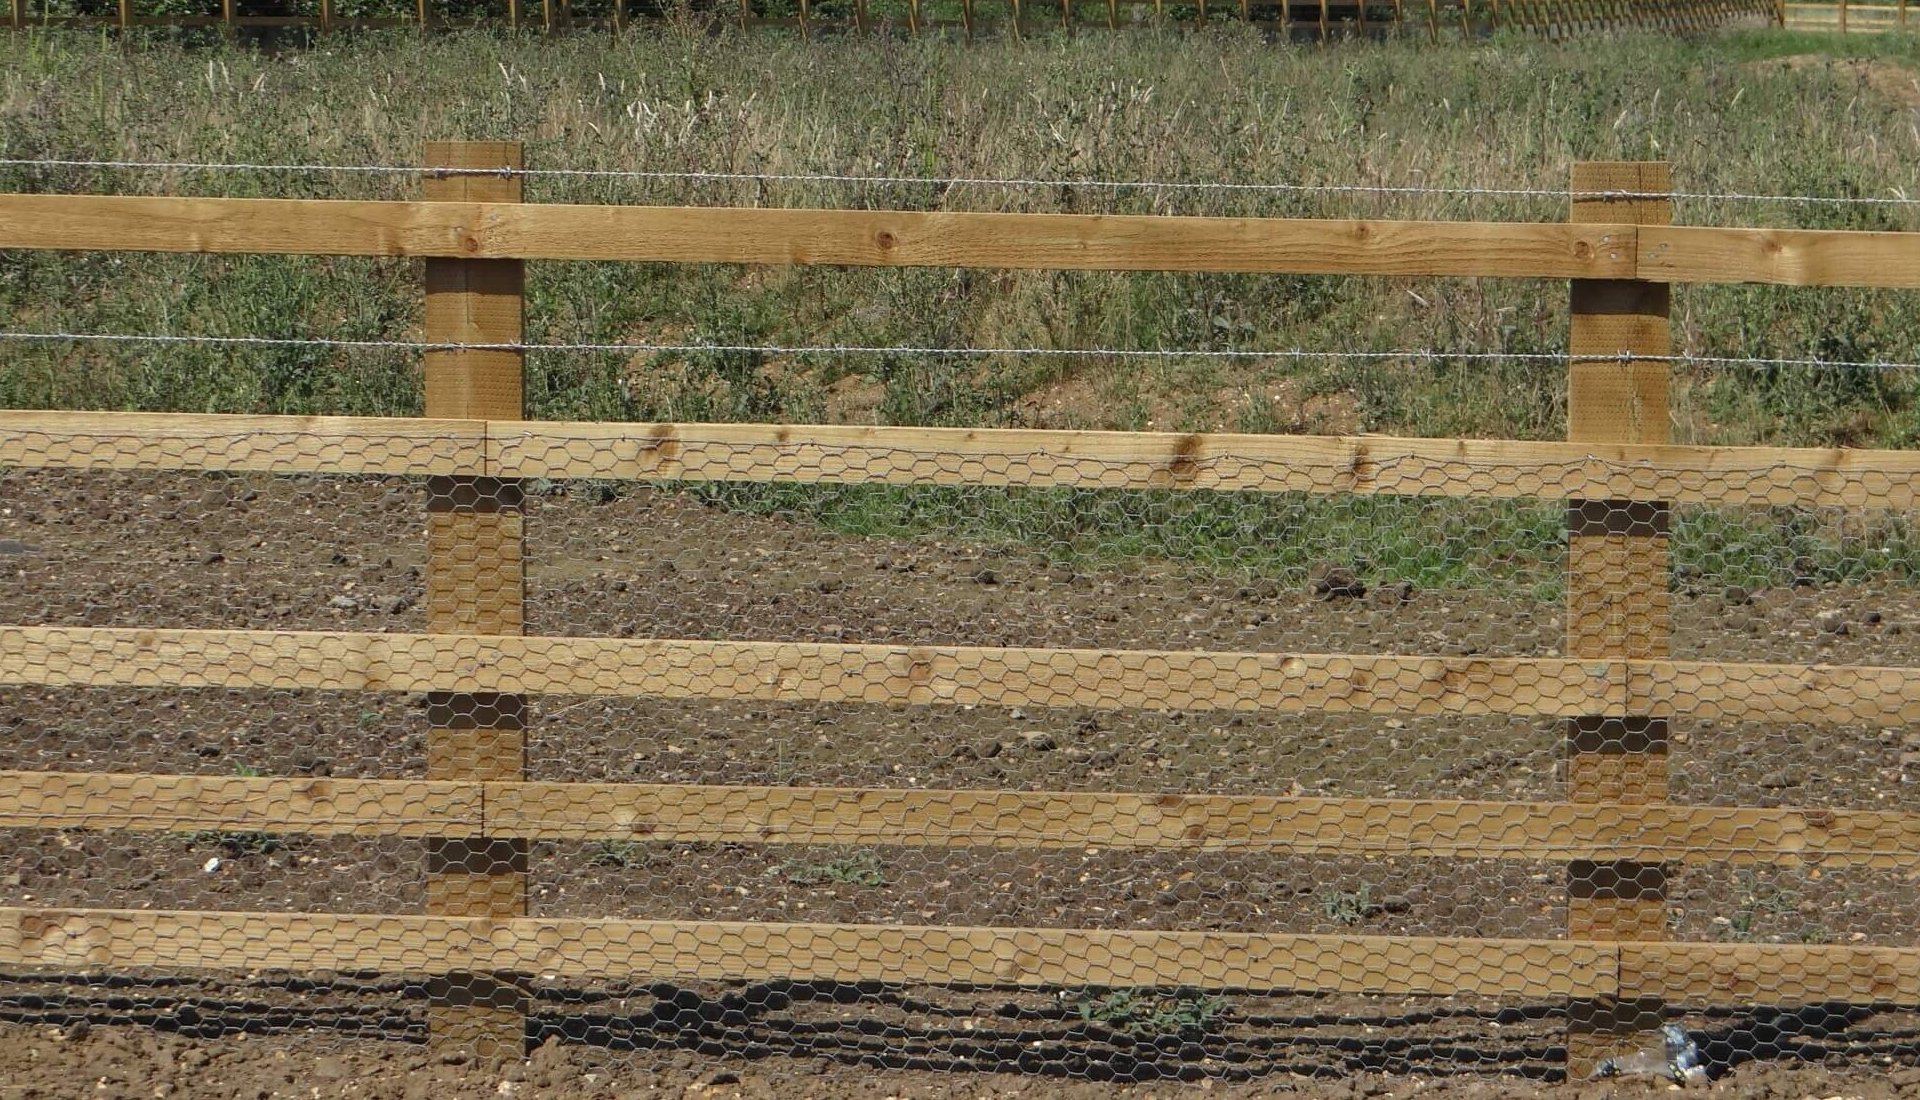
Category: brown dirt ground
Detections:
[{"x1": 2, "y1": 470, "x2": 1918, "y2": 1096}]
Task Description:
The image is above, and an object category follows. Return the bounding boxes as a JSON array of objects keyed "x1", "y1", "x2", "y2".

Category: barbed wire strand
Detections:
[
  {"x1": 3, "y1": 156, "x2": 1916, "y2": 207},
  {"x1": 2, "y1": 329, "x2": 1916, "y2": 373}
]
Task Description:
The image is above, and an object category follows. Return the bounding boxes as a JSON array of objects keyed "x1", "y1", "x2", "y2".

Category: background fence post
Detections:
[
  {"x1": 1564, "y1": 160, "x2": 1672, "y2": 1080},
  {"x1": 422, "y1": 139, "x2": 529, "y2": 1063}
]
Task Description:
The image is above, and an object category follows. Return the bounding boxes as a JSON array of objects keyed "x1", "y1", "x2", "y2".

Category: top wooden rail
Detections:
[{"x1": 2, "y1": 194, "x2": 1919, "y2": 287}]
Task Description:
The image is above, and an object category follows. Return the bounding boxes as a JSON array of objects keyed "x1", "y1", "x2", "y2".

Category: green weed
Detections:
[
  {"x1": 1074, "y1": 988, "x2": 1228, "y2": 1037},
  {"x1": 782, "y1": 851, "x2": 887, "y2": 887}
]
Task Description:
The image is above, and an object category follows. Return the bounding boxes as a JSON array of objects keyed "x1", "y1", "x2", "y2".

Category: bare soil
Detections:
[{"x1": 2, "y1": 470, "x2": 1918, "y2": 1097}]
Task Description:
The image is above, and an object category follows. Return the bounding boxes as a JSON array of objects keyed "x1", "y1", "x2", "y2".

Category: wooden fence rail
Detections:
[
  {"x1": 7, "y1": 772, "x2": 1920, "y2": 866},
  {"x1": 2, "y1": 152, "x2": 1919, "y2": 1076}
]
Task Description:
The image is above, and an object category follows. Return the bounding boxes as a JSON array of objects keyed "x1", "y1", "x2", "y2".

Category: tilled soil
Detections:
[{"x1": 2, "y1": 470, "x2": 1919, "y2": 1096}]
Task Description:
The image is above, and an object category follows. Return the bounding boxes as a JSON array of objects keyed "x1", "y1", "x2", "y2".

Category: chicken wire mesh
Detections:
[{"x1": 1, "y1": 426, "x2": 1919, "y2": 1086}]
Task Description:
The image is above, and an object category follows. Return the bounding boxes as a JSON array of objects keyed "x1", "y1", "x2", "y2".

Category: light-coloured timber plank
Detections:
[
  {"x1": 10, "y1": 411, "x2": 1920, "y2": 511},
  {"x1": 1623, "y1": 943, "x2": 1920, "y2": 1003},
  {"x1": 0, "y1": 412, "x2": 487, "y2": 477},
  {"x1": 0, "y1": 907, "x2": 1616, "y2": 997},
  {"x1": 0, "y1": 195, "x2": 1636, "y2": 279},
  {"x1": 1640, "y1": 225, "x2": 1920, "y2": 290},
  {"x1": 494, "y1": 420, "x2": 1920, "y2": 508},
  {"x1": 0, "y1": 772, "x2": 475, "y2": 836},
  {"x1": 0, "y1": 627, "x2": 1631, "y2": 716},
  {"x1": 488, "y1": 783, "x2": 1920, "y2": 867},
  {"x1": 6, "y1": 772, "x2": 1916, "y2": 866},
  {"x1": 8, "y1": 627, "x2": 1920, "y2": 725}
]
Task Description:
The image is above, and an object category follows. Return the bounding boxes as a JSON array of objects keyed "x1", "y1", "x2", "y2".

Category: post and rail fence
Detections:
[{"x1": 2, "y1": 146, "x2": 1920, "y2": 1078}]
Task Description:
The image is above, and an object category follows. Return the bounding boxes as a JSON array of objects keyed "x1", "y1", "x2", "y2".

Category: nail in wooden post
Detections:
[
  {"x1": 422, "y1": 140, "x2": 529, "y2": 1064},
  {"x1": 1565, "y1": 160, "x2": 1672, "y2": 1081}
]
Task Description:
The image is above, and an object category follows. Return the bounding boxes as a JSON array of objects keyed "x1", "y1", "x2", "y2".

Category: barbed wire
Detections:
[
  {"x1": 4, "y1": 156, "x2": 1918, "y2": 208},
  {"x1": 2, "y1": 329, "x2": 1916, "y2": 373}
]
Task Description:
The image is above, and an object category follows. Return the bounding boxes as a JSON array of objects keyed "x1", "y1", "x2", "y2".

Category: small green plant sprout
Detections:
[
  {"x1": 587, "y1": 840, "x2": 643, "y2": 868},
  {"x1": 1719, "y1": 871, "x2": 1802, "y2": 942},
  {"x1": 1073, "y1": 988, "x2": 1228, "y2": 1037},
  {"x1": 231, "y1": 761, "x2": 263, "y2": 778},
  {"x1": 1321, "y1": 884, "x2": 1378, "y2": 927},
  {"x1": 782, "y1": 851, "x2": 887, "y2": 887}
]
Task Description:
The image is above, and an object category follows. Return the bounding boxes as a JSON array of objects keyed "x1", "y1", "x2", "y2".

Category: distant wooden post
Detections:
[
  {"x1": 116, "y1": 0, "x2": 127, "y2": 33},
  {"x1": 1425, "y1": 0, "x2": 1438, "y2": 39},
  {"x1": 221, "y1": 0, "x2": 233, "y2": 40},
  {"x1": 319, "y1": 0, "x2": 332, "y2": 33},
  {"x1": 422, "y1": 140, "x2": 530, "y2": 1064},
  {"x1": 1565, "y1": 161, "x2": 1673, "y2": 1080},
  {"x1": 1839, "y1": 0, "x2": 1848, "y2": 29}
]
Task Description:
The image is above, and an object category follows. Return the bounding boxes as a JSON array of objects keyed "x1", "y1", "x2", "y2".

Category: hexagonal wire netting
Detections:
[{"x1": 2, "y1": 415, "x2": 1918, "y2": 1087}]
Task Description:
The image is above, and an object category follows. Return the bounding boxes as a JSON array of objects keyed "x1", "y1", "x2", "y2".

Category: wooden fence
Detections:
[
  {"x1": 3, "y1": 147, "x2": 1920, "y2": 1078},
  {"x1": 4, "y1": 0, "x2": 1780, "y2": 40},
  {"x1": 1782, "y1": 0, "x2": 1909, "y2": 30}
]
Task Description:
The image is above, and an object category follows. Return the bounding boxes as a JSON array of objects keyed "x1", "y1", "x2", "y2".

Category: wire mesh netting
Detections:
[{"x1": 2, "y1": 420, "x2": 1919, "y2": 1088}]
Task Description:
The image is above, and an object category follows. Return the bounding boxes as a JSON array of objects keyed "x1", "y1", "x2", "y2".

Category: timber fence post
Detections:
[
  {"x1": 421, "y1": 139, "x2": 530, "y2": 1063},
  {"x1": 1564, "y1": 160, "x2": 1673, "y2": 1081}
]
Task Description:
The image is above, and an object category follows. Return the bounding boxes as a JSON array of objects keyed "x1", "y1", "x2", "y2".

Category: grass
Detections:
[{"x1": 3, "y1": 26, "x2": 1920, "y2": 588}]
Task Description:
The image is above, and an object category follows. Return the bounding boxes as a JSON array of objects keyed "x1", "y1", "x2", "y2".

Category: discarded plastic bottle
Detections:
[{"x1": 1589, "y1": 1024, "x2": 1708, "y2": 1086}]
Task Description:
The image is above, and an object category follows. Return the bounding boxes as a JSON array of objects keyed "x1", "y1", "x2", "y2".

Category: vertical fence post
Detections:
[
  {"x1": 1564, "y1": 161, "x2": 1673, "y2": 1080},
  {"x1": 422, "y1": 140, "x2": 529, "y2": 1063}
]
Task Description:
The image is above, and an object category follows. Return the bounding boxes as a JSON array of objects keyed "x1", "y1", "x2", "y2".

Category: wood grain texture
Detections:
[
  {"x1": 8, "y1": 626, "x2": 1920, "y2": 724},
  {"x1": 1623, "y1": 943, "x2": 1920, "y2": 1003},
  {"x1": 0, "y1": 411, "x2": 486, "y2": 475},
  {"x1": 1, "y1": 196, "x2": 1911, "y2": 285},
  {"x1": 0, "y1": 772, "x2": 475, "y2": 835},
  {"x1": 0, "y1": 626, "x2": 1623, "y2": 715},
  {"x1": 488, "y1": 783, "x2": 1920, "y2": 867},
  {"x1": 0, "y1": 907, "x2": 1616, "y2": 996},
  {"x1": 0, "y1": 194, "x2": 1636, "y2": 278},
  {"x1": 1641, "y1": 225, "x2": 1920, "y2": 289},
  {"x1": 12, "y1": 410, "x2": 1920, "y2": 510},
  {"x1": 7, "y1": 772, "x2": 1914, "y2": 867}
]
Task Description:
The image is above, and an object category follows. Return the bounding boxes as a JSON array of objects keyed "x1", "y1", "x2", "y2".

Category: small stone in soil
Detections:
[
  {"x1": 1813, "y1": 610, "x2": 1848, "y2": 635},
  {"x1": 1308, "y1": 564, "x2": 1366, "y2": 600},
  {"x1": 328, "y1": 595, "x2": 360, "y2": 611},
  {"x1": 1020, "y1": 732, "x2": 1057, "y2": 752},
  {"x1": 1759, "y1": 770, "x2": 1806, "y2": 789},
  {"x1": 1369, "y1": 580, "x2": 1414, "y2": 608},
  {"x1": 972, "y1": 567, "x2": 1000, "y2": 585},
  {"x1": 1722, "y1": 585, "x2": 1750, "y2": 606}
]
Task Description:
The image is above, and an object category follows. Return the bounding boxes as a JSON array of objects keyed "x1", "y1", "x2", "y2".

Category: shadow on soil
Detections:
[{"x1": 4, "y1": 976, "x2": 1919, "y2": 1084}]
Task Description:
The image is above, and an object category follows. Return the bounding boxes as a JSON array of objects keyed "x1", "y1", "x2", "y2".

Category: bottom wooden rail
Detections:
[
  {"x1": 0, "y1": 908, "x2": 1610, "y2": 997},
  {"x1": 4, "y1": 908, "x2": 1918, "y2": 1004}
]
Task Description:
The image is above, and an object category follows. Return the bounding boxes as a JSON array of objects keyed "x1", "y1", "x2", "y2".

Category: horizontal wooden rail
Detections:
[
  {"x1": 0, "y1": 772, "x2": 475, "y2": 836},
  {"x1": 0, "y1": 907, "x2": 1612, "y2": 996},
  {"x1": 0, "y1": 195, "x2": 1634, "y2": 278},
  {"x1": 10, "y1": 410, "x2": 1920, "y2": 510},
  {"x1": 6, "y1": 627, "x2": 1920, "y2": 725},
  {"x1": 1639, "y1": 226, "x2": 1920, "y2": 290},
  {"x1": 3, "y1": 907, "x2": 1916, "y2": 1002},
  {"x1": 2, "y1": 195, "x2": 1918, "y2": 287},
  {"x1": 6, "y1": 771, "x2": 1918, "y2": 868}
]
